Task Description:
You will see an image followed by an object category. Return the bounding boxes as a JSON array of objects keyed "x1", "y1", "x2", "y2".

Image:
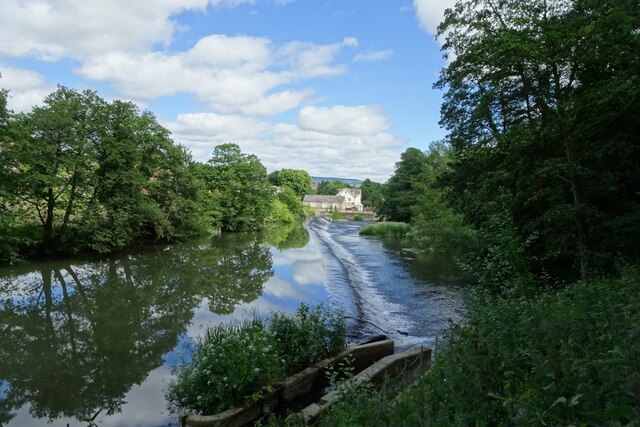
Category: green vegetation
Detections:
[
  {"x1": 359, "y1": 222, "x2": 410, "y2": 238},
  {"x1": 308, "y1": 273, "x2": 640, "y2": 426},
  {"x1": 329, "y1": 209, "x2": 344, "y2": 221},
  {"x1": 0, "y1": 88, "x2": 309, "y2": 264},
  {"x1": 352, "y1": 214, "x2": 363, "y2": 222},
  {"x1": 359, "y1": 179, "x2": 383, "y2": 209},
  {"x1": 167, "y1": 303, "x2": 345, "y2": 415},
  {"x1": 316, "y1": 180, "x2": 351, "y2": 196},
  {"x1": 314, "y1": 0, "x2": 640, "y2": 425},
  {"x1": 0, "y1": 87, "x2": 207, "y2": 261},
  {"x1": 268, "y1": 169, "x2": 313, "y2": 199}
]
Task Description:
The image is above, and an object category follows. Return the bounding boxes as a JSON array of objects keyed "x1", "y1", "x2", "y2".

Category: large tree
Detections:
[
  {"x1": 202, "y1": 143, "x2": 274, "y2": 231},
  {"x1": 378, "y1": 148, "x2": 428, "y2": 222},
  {"x1": 268, "y1": 168, "x2": 313, "y2": 199},
  {"x1": 1, "y1": 86, "x2": 206, "y2": 257},
  {"x1": 437, "y1": 0, "x2": 640, "y2": 280}
]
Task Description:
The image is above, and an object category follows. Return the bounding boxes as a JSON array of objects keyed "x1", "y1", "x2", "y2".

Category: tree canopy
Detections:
[
  {"x1": 0, "y1": 86, "x2": 207, "y2": 260},
  {"x1": 197, "y1": 143, "x2": 274, "y2": 232},
  {"x1": 268, "y1": 168, "x2": 313, "y2": 198},
  {"x1": 316, "y1": 180, "x2": 350, "y2": 196},
  {"x1": 436, "y1": 0, "x2": 640, "y2": 281}
]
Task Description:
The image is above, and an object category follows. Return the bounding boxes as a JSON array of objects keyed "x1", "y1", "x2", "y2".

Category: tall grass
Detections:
[
  {"x1": 306, "y1": 274, "x2": 640, "y2": 426},
  {"x1": 358, "y1": 222, "x2": 410, "y2": 238}
]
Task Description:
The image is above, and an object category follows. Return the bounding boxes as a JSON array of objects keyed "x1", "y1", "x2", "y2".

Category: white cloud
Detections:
[
  {"x1": 0, "y1": 66, "x2": 53, "y2": 112},
  {"x1": 354, "y1": 49, "x2": 393, "y2": 63},
  {"x1": 165, "y1": 104, "x2": 403, "y2": 181},
  {"x1": 78, "y1": 35, "x2": 354, "y2": 116},
  {"x1": 0, "y1": 0, "x2": 254, "y2": 61},
  {"x1": 298, "y1": 105, "x2": 390, "y2": 135},
  {"x1": 413, "y1": 0, "x2": 455, "y2": 35}
]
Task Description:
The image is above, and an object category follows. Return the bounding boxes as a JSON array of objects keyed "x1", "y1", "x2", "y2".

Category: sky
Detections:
[{"x1": 0, "y1": 0, "x2": 455, "y2": 182}]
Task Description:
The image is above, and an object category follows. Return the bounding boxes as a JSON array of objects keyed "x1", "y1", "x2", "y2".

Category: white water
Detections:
[{"x1": 307, "y1": 217, "x2": 466, "y2": 350}]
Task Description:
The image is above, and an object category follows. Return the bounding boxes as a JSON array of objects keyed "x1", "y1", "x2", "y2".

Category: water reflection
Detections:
[
  {"x1": 0, "y1": 232, "x2": 274, "y2": 425},
  {"x1": 261, "y1": 222, "x2": 310, "y2": 250}
]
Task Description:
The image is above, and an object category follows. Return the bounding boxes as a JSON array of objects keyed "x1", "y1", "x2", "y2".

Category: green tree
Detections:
[
  {"x1": 360, "y1": 179, "x2": 384, "y2": 209},
  {"x1": 9, "y1": 87, "x2": 103, "y2": 250},
  {"x1": 378, "y1": 148, "x2": 428, "y2": 222},
  {"x1": 316, "y1": 180, "x2": 349, "y2": 196},
  {"x1": 270, "y1": 168, "x2": 313, "y2": 198},
  {"x1": 0, "y1": 86, "x2": 206, "y2": 258},
  {"x1": 277, "y1": 186, "x2": 305, "y2": 219},
  {"x1": 410, "y1": 143, "x2": 475, "y2": 255},
  {"x1": 437, "y1": 0, "x2": 640, "y2": 280},
  {"x1": 204, "y1": 143, "x2": 274, "y2": 231}
]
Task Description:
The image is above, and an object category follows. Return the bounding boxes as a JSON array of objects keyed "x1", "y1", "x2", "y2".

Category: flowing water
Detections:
[{"x1": 0, "y1": 219, "x2": 465, "y2": 427}]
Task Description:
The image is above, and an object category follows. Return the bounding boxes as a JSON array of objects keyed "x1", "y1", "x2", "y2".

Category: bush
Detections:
[
  {"x1": 329, "y1": 209, "x2": 344, "y2": 220},
  {"x1": 308, "y1": 274, "x2": 640, "y2": 426},
  {"x1": 418, "y1": 276, "x2": 640, "y2": 426},
  {"x1": 359, "y1": 222, "x2": 410, "y2": 238},
  {"x1": 167, "y1": 304, "x2": 345, "y2": 415},
  {"x1": 270, "y1": 303, "x2": 346, "y2": 374},
  {"x1": 352, "y1": 214, "x2": 363, "y2": 221},
  {"x1": 267, "y1": 199, "x2": 295, "y2": 224}
]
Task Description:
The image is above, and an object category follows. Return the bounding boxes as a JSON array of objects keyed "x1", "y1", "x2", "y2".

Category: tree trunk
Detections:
[
  {"x1": 43, "y1": 187, "x2": 55, "y2": 249},
  {"x1": 563, "y1": 137, "x2": 590, "y2": 281}
]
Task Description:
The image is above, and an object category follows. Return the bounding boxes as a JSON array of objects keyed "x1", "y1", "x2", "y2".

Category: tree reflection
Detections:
[
  {"x1": 0, "y1": 233, "x2": 273, "y2": 424},
  {"x1": 262, "y1": 222, "x2": 310, "y2": 250}
]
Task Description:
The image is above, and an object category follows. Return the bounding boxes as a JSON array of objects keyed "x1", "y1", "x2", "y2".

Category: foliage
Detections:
[
  {"x1": 269, "y1": 303, "x2": 346, "y2": 374},
  {"x1": 329, "y1": 209, "x2": 344, "y2": 221},
  {"x1": 359, "y1": 222, "x2": 411, "y2": 238},
  {"x1": 437, "y1": 0, "x2": 640, "y2": 281},
  {"x1": 360, "y1": 179, "x2": 384, "y2": 209},
  {"x1": 167, "y1": 317, "x2": 283, "y2": 415},
  {"x1": 267, "y1": 199, "x2": 295, "y2": 224},
  {"x1": 305, "y1": 274, "x2": 640, "y2": 427},
  {"x1": 167, "y1": 304, "x2": 345, "y2": 415},
  {"x1": 199, "y1": 143, "x2": 274, "y2": 232},
  {"x1": 316, "y1": 180, "x2": 350, "y2": 196},
  {"x1": 418, "y1": 274, "x2": 640, "y2": 426},
  {"x1": 276, "y1": 186, "x2": 305, "y2": 219},
  {"x1": 268, "y1": 169, "x2": 313, "y2": 199},
  {"x1": 406, "y1": 142, "x2": 476, "y2": 256},
  {"x1": 378, "y1": 148, "x2": 427, "y2": 223},
  {"x1": 0, "y1": 86, "x2": 207, "y2": 260},
  {"x1": 352, "y1": 214, "x2": 363, "y2": 222}
]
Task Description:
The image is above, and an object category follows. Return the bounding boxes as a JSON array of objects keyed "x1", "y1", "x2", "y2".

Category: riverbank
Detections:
[{"x1": 300, "y1": 272, "x2": 640, "y2": 426}]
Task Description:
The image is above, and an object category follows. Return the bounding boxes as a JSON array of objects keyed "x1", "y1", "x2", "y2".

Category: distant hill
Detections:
[{"x1": 311, "y1": 176, "x2": 362, "y2": 186}]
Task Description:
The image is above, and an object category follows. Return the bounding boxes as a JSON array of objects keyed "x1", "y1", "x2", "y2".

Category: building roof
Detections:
[
  {"x1": 303, "y1": 195, "x2": 345, "y2": 203},
  {"x1": 338, "y1": 188, "x2": 362, "y2": 197}
]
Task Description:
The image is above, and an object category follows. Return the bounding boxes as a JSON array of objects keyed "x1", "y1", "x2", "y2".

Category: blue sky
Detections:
[{"x1": 0, "y1": 0, "x2": 454, "y2": 182}]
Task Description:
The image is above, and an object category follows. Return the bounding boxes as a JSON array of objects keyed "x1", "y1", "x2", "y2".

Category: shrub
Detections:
[
  {"x1": 308, "y1": 274, "x2": 640, "y2": 426},
  {"x1": 359, "y1": 222, "x2": 410, "y2": 238},
  {"x1": 270, "y1": 303, "x2": 346, "y2": 374},
  {"x1": 268, "y1": 199, "x2": 295, "y2": 224},
  {"x1": 352, "y1": 214, "x2": 363, "y2": 222},
  {"x1": 167, "y1": 304, "x2": 345, "y2": 415},
  {"x1": 329, "y1": 209, "x2": 344, "y2": 220}
]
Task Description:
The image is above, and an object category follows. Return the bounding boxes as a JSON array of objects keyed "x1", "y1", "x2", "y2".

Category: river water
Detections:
[{"x1": 0, "y1": 218, "x2": 465, "y2": 427}]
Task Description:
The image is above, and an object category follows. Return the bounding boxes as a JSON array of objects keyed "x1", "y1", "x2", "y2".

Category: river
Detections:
[{"x1": 0, "y1": 218, "x2": 465, "y2": 427}]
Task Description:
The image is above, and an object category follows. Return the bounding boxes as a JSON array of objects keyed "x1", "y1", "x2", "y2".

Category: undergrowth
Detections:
[
  {"x1": 359, "y1": 222, "x2": 410, "y2": 238},
  {"x1": 166, "y1": 303, "x2": 345, "y2": 415},
  {"x1": 306, "y1": 274, "x2": 640, "y2": 426}
]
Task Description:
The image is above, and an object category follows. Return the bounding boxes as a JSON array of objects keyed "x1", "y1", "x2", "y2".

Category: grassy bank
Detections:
[
  {"x1": 303, "y1": 274, "x2": 640, "y2": 426},
  {"x1": 359, "y1": 222, "x2": 411, "y2": 238}
]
